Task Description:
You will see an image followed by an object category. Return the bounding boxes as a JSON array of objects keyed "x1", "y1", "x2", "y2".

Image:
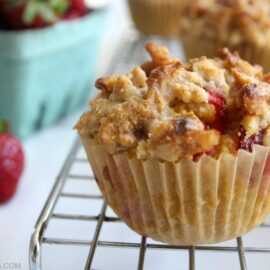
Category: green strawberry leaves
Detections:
[
  {"x1": 23, "y1": 0, "x2": 69, "y2": 24},
  {"x1": 0, "y1": 120, "x2": 9, "y2": 134}
]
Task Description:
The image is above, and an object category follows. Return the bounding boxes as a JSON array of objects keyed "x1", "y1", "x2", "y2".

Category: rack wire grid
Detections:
[{"x1": 29, "y1": 32, "x2": 270, "y2": 270}]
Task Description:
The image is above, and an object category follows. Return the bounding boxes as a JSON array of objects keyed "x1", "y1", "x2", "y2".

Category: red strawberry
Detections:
[
  {"x1": 69, "y1": 0, "x2": 86, "y2": 13},
  {"x1": 0, "y1": 121, "x2": 24, "y2": 203},
  {"x1": 208, "y1": 89, "x2": 227, "y2": 132},
  {"x1": 239, "y1": 127, "x2": 263, "y2": 152},
  {"x1": 0, "y1": 0, "x2": 69, "y2": 30},
  {"x1": 63, "y1": 0, "x2": 87, "y2": 20},
  {"x1": 0, "y1": 1, "x2": 26, "y2": 30}
]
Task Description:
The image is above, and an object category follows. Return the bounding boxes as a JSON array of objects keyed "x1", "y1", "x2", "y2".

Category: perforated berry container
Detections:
[{"x1": 0, "y1": 9, "x2": 107, "y2": 139}]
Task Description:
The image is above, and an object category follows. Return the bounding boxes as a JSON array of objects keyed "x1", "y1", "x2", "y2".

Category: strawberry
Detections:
[
  {"x1": 208, "y1": 89, "x2": 227, "y2": 132},
  {"x1": 69, "y1": 0, "x2": 86, "y2": 14},
  {"x1": 0, "y1": 1, "x2": 26, "y2": 29},
  {"x1": 0, "y1": 121, "x2": 24, "y2": 203},
  {"x1": 239, "y1": 127, "x2": 263, "y2": 152},
  {"x1": 63, "y1": 0, "x2": 87, "y2": 20},
  {"x1": 0, "y1": 0, "x2": 69, "y2": 30}
]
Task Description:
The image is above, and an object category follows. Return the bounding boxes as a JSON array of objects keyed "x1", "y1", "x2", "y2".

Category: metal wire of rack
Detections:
[{"x1": 29, "y1": 32, "x2": 270, "y2": 270}]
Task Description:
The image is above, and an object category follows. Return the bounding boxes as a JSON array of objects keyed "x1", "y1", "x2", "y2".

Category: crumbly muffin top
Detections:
[
  {"x1": 180, "y1": 0, "x2": 270, "y2": 47},
  {"x1": 76, "y1": 43, "x2": 270, "y2": 162}
]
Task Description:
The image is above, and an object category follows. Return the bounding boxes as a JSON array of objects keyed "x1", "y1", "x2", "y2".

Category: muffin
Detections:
[
  {"x1": 127, "y1": 0, "x2": 186, "y2": 37},
  {"x1": 180, "y1": 0, "x2": 270, "y2": 71},
  {"x1": 76, "y1": 43, "x2": 270, "y2": 245}
]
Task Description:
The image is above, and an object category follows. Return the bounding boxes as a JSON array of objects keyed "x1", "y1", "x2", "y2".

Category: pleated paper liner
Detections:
[
  {"x1": 80, "y1": 135, "x2": 270, "y2": 245},
  {"x1": 127, "y1": 0, "x2": 185, "y2": 37},
  {"x1": 180, "y1": 33, "x2": 270, "y2": 72}
]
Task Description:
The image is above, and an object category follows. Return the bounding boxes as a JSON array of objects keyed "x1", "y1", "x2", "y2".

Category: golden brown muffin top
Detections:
[
  {"x1": 76, "y1": 43, "x2": 270, "y2": 162},
  {"x1": 180, "y1": 0, "x2": 270, "y2": 47}
]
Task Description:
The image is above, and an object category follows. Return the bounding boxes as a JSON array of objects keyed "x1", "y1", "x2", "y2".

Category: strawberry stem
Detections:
[
  {"x1": 22, "y1": 0, "x2": 69, "y2": 24},
  {"x1": 0, "y1": 120, "x2": 9, "y2": 134}
]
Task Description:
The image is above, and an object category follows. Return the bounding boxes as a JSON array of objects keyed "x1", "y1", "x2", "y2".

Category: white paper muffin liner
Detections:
[{"x1": 80, "y1": 135, "x2": 270, "y2": 245}]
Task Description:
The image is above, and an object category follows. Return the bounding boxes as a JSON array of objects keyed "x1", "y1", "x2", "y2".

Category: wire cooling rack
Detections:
[{"x1": 29, "y1": 32, "x2": 270, "y2": 270}]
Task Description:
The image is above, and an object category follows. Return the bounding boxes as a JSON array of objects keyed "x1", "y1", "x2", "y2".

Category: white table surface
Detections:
[{"x1": 1, "y1": 1, "x2": 270, "y2": 270}]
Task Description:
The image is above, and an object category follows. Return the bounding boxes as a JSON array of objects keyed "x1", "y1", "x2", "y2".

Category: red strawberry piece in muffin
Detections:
[{"x1": 208, "y1": 89, "x2": 227, "y2": 132}]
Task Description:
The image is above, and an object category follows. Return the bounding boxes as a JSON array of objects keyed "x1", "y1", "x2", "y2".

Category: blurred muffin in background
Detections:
[
  {"x1": 127, "y1": 0, "x2": 186, "y2": 37},
  {"x1": 180, "y1": 0, "x2": 270, "y2": 71}
]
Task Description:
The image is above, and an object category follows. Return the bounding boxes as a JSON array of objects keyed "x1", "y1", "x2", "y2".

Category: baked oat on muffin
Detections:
[
  {"x1": 77, "y1": 43, "x2": 270, "y2": 162},
  {"x1": 76, "y1": 44, "x2": 270, "y2": 245},
  {"x1": 180, "y1": 0, "x2": 270, "y2": 71}
]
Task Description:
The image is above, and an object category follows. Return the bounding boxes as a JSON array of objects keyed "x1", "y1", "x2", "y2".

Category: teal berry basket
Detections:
[{"x1": 0, "y1": 9, "x2": 107, "y2": 139}]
